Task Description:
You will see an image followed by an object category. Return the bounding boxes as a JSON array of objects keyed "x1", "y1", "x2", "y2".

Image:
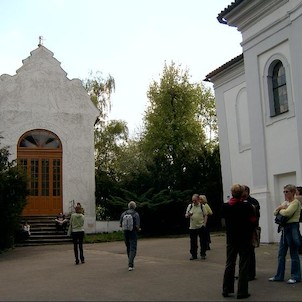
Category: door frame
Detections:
[{"x1": 17, "y1": 129, "x2": 63, "y2": 216}]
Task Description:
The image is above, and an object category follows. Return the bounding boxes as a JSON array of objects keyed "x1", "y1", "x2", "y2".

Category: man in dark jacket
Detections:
[
  {"x1": 120, "y1": 201, "x2": 140, "y2": 271},
  {"x1": 243, "y1": 185, "x2": 260, "y2": 281},
  {"x1": 222, "y1": 184, "x2": 256, "y2": 299}
]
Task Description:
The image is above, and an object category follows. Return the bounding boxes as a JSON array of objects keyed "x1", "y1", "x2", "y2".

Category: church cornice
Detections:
[
  {"x1": 204, "y1": 53, "x2": 243, "y2": 83},
  {"x1": 218, "y1": 0, "x2": 288, "y2": 32}
]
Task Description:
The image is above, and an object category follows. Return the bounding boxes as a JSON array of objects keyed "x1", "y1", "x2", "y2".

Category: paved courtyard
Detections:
[{"x1": 0, "y1": 234, "x2": 301, "y2": 301}]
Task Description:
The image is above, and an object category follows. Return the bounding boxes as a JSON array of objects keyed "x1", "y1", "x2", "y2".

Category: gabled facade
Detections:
[
  {"x1": 205, "y1": 0, "x2": 302, "y2": 242},
  {"x1": 0, "y1": 44, "x2": 99, "y2": 233}
]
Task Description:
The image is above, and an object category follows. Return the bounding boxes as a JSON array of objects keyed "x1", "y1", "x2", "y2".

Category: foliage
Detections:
[
  {"x1": 94, "y1": 120, "x2": 128, "y2": 171},
  {"x1": 94, "y1": 120, "x2": 129, "y2": 218},
  {"x1": 82, "y1": 71, "x2": 115, "y2": 128},
  {"x1": 196, "y1": 83, "x2": 218, "y2": 147},
  {"x1": 0, "y1": 144, "x2": 28, "y2": 250},
  {"x1": 87, "y1": 63, "x2": 223, "y2": 234},
  {"x1": 112, "y1": 139, "x2": 154, "y2": 195},
  {"x1": 140, "y1": 62, "x2": 213, "y2": 192},
  {"x1": 109, "y1": 188, "x2": 193, "y2": 235}
]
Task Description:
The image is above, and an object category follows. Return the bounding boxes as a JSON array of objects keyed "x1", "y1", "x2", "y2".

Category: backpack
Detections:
[
  {"x1": 188, "y1": 203, "x2": 206, "y2": 216},
  {"x1": 122, "y1": 211, "x2": 135, "y2": 231}
]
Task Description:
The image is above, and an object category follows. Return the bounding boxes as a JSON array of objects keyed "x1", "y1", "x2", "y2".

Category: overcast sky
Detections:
[{"x1": 0, "y1": 0, "x2": 242, "y2": 136}]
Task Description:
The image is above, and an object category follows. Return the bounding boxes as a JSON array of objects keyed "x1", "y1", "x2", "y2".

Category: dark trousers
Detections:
[
  {"x1": 189, "y1": 227, "x2": 207, "y2": 258},
  {"x1": 249, "y1": 246, "x2": 256, "y2": 279},
  {"x1": 124, "y1": 230, "x2": 137, "y2": 268},
  {"x1": 223, "y1": 242, "x2": 250, "y2": 296},
  {"x1": 71, "y1": 231, "x2": 84, "y2": 262},
  {"x1": 205, "y1": 226, "x2": 211, "y2": 249}
]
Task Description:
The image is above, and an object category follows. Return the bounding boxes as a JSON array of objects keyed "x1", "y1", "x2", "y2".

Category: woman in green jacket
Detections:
[{"x1": 68, "y1": 205, "x2": 85, "y2": 265}]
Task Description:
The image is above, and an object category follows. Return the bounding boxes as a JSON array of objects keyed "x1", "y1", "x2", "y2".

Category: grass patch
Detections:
[
  {"x1": 83, "y1": 231, "x2": 225, "y2": 244},
  {"x1": 84, "y1": 231, "x2": 124, "y2": 243}
]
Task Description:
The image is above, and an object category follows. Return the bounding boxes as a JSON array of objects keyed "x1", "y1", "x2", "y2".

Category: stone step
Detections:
[{"x1": 18, "y1": 215, "x2": 72, "y2": 246}]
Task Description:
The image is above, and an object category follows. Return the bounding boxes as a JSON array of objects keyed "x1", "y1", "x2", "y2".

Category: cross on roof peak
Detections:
[{"x1": 38, "y1": 36, "x2": 44, "y2": 47}]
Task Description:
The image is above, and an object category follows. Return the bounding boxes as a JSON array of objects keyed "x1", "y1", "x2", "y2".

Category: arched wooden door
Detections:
[{"x1": 18, "y1": 129, "x2": 63, "y2": 216}]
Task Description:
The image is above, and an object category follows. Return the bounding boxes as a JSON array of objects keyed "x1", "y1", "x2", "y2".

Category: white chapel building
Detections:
[
  {"x1": 205, "y1": 0, "x2": 302, "y2": 243},
  {"x1": 0, "y1": 43, "x2": 99, "y2": 233}
]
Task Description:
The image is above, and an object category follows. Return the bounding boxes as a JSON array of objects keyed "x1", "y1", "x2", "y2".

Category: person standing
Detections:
[
  {"x1": 185, "y1": 194, "x2": 208, "y2": 260},
  {"x1": 76, "y1": 202, "x2": 85, "y2": 215},
  {"x1": 120, "y1": 201, "x2": 140, "y2": 271},
  {"x1": 242, "y1": 185, "x2": 260, "y2": 281},
  {"x1": 269, "y1": 184, "x2": 301, "y2": 284},
  {"x1": 67, "y1": 205, "x2": 85, "y2": 265},
  {"x1": 295, "y1": 186, "x2": 302, "y2": 254},
  {"x1": 199, "y1": 194, "x2": 213, "y2": 250},
  {"x1": 222, "y1": 184, "x2": 256, "y2": 299}
]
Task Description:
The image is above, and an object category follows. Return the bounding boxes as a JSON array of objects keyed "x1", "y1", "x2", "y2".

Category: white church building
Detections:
[
  {"x1": 205, "y1": 0, "x2": 302, "y2": 243},
  {"x1": 0, "y1": 43, "x2": 99, "y2": 233}
]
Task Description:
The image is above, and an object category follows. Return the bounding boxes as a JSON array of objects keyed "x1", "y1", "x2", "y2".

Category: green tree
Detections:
[
  {"x1": 84, "y1": 66, "x2": 223, "y2": 232},
  {"x1": 95, "y1": 120, "x2": 129, "y2": 171},
  {"x1": 83, "y1": 71, "x2": 115, "y2": 128},
  {"x1": 196, "y1": 83, "x2": 218, "y2": 147},
  {"x1": 109, "y1": 188, "x2": 192, "y2": 235},
  {"x1": 0, "y1": 143, "x2": 28, "y2": 250},
  {"x1": 94, "y1": 120, "x2": 129, "y2": 218},
  {"x1": 141, "y1": 62, "x2": 207, "y2": 191},
  {"x1": 113, "y1": 138, "x2": 153, "y2": 195},
  {"x1": 82, "y1": 71, "x2": 124, "y2": 218}
]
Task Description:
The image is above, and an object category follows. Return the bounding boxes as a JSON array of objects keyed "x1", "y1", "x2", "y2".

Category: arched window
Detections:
[
  {"x1": 19, "y1": 129, "x2": 61, "y2": 149},
  {"x1": 270, "y1": 60, "x2": 288, "y2": 116}
]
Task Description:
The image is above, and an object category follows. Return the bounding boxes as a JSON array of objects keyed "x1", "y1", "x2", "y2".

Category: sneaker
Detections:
[
  {"x1": 128, "y1": 267, "x2": 134, "y2": 271},
  {"x1": 268, "y1": 277, "x2": 283, "y2": 281},
  {"x1": 200, "y1": 255, "x2": 206, "y2": 260},
  {"x1": 287, "y1": 279, "x2": 297, "y2": 284},
  {"x1": 190, "y1": 256, "x2": 197, "y2": 260}
]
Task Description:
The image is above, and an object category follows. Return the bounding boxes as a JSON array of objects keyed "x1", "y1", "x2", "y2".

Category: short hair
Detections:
[
  {"x1": 192, "y1": 194, "x2": 199, "y2": 202},
  {"x1": 230, "y1": 184, "x2": 244, "y2": 199},
  {"x1": 243, "y1": 185, "x2": 250, "y2": 195},
  {"x1": 284, "y1": 184, "x2": 296, "y2": 193},
  {"x1": 128, "y1": 201, "x2": 136, "y2": 209},
  {"x1": 199, "y1": 195, "x2": 208, "y2": 203},
  {"x1": 75, "y1": 205, "x2": 82, "y2": 213}
]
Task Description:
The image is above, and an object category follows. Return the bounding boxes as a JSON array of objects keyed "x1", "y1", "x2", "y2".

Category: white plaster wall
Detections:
[
  {"x1": 242, "y1": 1, "x2": 302, "y2": 43},
  {"x1": 215, "y1": 76, "x2": 274, "y2": 242},
  {"x1": 0, "y1": 46, "x2": 99, "y2": 233},
  {"x1": 223, "y1": 84, "x2": 252, "y2": 186},
  {"x1": 95, "y1": 221, "x2": 120, "y2": 233},
  {"x1": 210, "y1": 0, "x2": 302, "y2": 243}
]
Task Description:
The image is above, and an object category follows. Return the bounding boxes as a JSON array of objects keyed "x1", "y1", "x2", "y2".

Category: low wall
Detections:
[{"x1": 95, "y1": 220, "x2": 120, "y2": 233}]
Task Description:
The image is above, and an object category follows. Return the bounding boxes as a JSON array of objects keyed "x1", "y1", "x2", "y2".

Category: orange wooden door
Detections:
[{"x1": 18, "y1": 130, "x2": 63, "y2": 216}]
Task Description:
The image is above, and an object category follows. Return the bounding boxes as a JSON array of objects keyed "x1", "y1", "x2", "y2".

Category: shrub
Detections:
[{"x1": 0, "y1": 144, "x2": 28, "y2": 251}]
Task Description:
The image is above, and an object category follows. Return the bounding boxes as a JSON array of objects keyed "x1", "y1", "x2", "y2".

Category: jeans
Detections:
[
  {"x1": 124, "y1": 230, "x2": 137, "y2": 268},
  {"x1": 72, "y1": 231, "x2": 84, "y2": 262},
  {"x1": 189, "y1": 226, "x2": 207, "y2": 258},
  {"x1": 274, "y1": 222, "x2": 301, "y2": 281}
]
